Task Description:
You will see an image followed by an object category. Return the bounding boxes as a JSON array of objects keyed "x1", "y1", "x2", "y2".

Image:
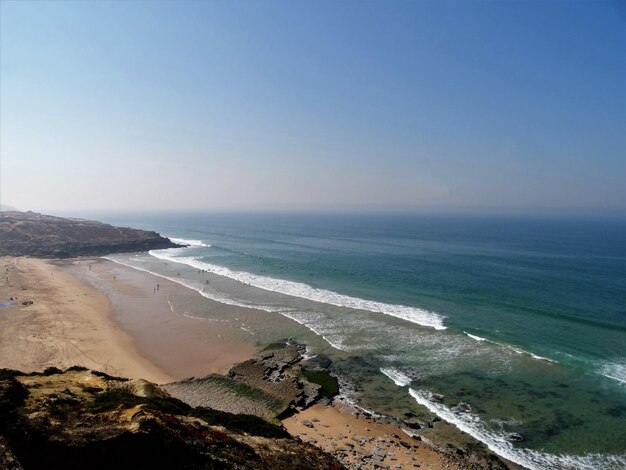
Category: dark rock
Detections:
[
  {"x1": 507, "y1": 433, "x2": 524, "y2": 442},
  {"x1": 0, "y1": 367, "x2": 345, "y2": 470},
  {"x1": 304, "y1": 355, "x2": 333, "y2": 370},
  {"x1": 0, "y1": 211, "x2": 183, "y2": 258},
  {"x1": 431, "y1": 394, "x2": 444, "y2": 403},
  {"x1": 452, "y1": 401, "x2": 472, "y2": 414},
  {"x1": 166, "y1": 342, "x2": 320, "y2": 420}
]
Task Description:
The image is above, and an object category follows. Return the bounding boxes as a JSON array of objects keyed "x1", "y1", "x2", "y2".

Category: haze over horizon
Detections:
[{"x1": 1, "y1": 1, "x2": 624, "y2": 216}]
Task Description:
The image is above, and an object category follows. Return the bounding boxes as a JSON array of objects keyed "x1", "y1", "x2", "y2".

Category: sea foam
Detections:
[
  {"x1": 148, "y1": 248, "x2": 447, "y2": 330},
  {"x1": 600, "y1": 360, "x2": 626, "y2": 385},
  {"x1": 463, "y1": 331, "x2": 558, "y2": 364},
  {"x1": 169, "y1": 237, "x2": 211, "y2": 247},
  {"x1": 409, "y1": 388, "x2": 626, "y2": 470},
  {"x1": 277, "y1": 310, "x2": 350, "y2": 351},
  {"x1": 380, "y1": 367, "x2": 412, "y2": 387},
  {"x1": 464, "y1": 332, "x2": 488, "y2": 342},
  {"x1": 103, "y1": 255, "x2": 353, "y2": 351},
  {"x1": 103, "y1": 256, "x2": 274, "y2": 313}
]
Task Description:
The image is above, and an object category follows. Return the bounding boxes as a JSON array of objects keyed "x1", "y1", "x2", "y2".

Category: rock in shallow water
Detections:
[{"x1": 506, "y1": 433, "x2": 524, "y2": 442}]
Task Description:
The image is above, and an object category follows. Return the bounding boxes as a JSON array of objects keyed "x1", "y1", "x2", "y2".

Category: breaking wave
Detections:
[
  {"x1": 169, "y1": 237, "x2": 211, "y2": 247},
  {"x1": 600, "y1": 360, "x2": 626, "y2": 385},
  {"x1": 148, "y1": 248, "x2": 446, "y2": 330},
  {"x1": 380, "y1": 367, "x2": 412, "y2": 387},
  {"x1": 102, "y1": 256, "x2": 352, "y2": 351},
  {"x1": 463, "y1": 331, "x2": 558, "y2": 364},
  {"x1": 409, "y1": 388, "x2": 626, "y2": 470}
]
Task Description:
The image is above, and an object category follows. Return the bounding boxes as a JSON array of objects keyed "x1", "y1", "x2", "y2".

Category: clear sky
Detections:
[{"x1": 1, "y1": 0, "x2": 624, "y2": 214}]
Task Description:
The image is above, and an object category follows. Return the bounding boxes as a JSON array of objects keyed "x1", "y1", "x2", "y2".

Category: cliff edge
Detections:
[
  {"x1": 0, "y1": 211, "x2": 182, "y2": 258},
  {"x1": 0, "y1": 367, "x2": 344, "y2": 470}
]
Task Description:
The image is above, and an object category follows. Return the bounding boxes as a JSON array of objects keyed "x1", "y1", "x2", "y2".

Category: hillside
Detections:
[
  {"x1": 0, "y1": 211, "x2": 181, "y2": 258},
  {"x1": 0, "y1": 366, "x2": 344, "y2": 470}
]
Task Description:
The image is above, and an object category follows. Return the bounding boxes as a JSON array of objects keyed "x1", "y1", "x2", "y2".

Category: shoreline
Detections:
[
  {"x1": 283, "y1": 399, "x2": 460, "y2": 469},
  {"x1": 0, "y1": 256, "x2": 255, "y2": 383},
  {"x1": 0, "y1": 255, "x2": 496, "y2": 469},
  {"x1": 0, "y1": 256, "x2": 171, "y2": 383},
  {"x1": 64, "y1": 257, "x2": 257, "y2": 379}
]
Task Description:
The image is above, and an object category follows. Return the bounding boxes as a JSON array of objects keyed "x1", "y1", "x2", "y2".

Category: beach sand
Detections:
[
  {"x1": 0, "y1": 256, "x2": 254, "y2": 383},
  {"x1": 0, "y1": 255, "x2": 459, "y2": 469},
  {"x1": 283, "y1": 401, "x2": 454, "y2": 469},
  {"x1": 64, "y1": 257, "x2": 257, "y2": 379}
]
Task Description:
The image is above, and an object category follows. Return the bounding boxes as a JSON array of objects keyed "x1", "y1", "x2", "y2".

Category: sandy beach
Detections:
[
  {"x1": 0, "y1": 256, "x2": 255, "y2": 383},
  {"x1": 0, "y1": 256, "x2": 170, "y2": 383},
  {"x1": 0, "y1": 255, "x2": 460, "y2": 469},
  {"x1": 284, "y1": 401, "x2": 458, "y2": 469}
]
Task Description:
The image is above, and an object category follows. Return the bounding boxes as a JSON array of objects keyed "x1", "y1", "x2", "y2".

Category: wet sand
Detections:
[
  {"x1": 65, "y1": 258, "x2": 257, "y2": 379},
  {"x1": 0, "y1": 256, "x2": 255, "y2": 383}
]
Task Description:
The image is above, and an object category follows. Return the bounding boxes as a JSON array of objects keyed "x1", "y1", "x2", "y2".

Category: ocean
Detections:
[{"x1": 93, "y1": 212, "x2": 625, "y2": 469}]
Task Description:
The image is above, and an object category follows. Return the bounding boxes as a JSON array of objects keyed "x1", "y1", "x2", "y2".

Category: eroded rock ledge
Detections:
[{"x1": 163, "y1": 341, "x2": 332, "y2": 420}]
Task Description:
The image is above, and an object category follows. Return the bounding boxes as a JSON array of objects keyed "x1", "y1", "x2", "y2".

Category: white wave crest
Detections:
[
  {"x1": 464, "y1": 332, "x2": 488, "y2": 342},
  {"x1": 463, "y1": 332, "x2": 557, "y2": 364},
  {"x1": 509, "y1": 346, "x2": 558, "y2": 364},
  {"x1": 409, "y1": 388, "x2": 626, "y2": 470},
  {"x1": 102, "y1": 256, "x2": 350, "y2": 351},
  {"x1": 277, "y1": 310, "x2": 352, "y2": 351},
  {"x1": 103, "y1": 256, "x2": 271, "y2": 312},
  {"x1": 380, "y1": 367, "x2": 412, "y2": 387},
  {"x1": 148, "y1": 249, "x2": 446, "y2": 330},
  {"x1": 600, "y1": 360, "x2": 626, "y2": 385},
  {"x1": 169, "y1": 237, "x2": 210, "y2": 247}
]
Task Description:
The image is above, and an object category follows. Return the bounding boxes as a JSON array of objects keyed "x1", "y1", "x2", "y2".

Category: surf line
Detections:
[
  {"x1": 148, "y1": 247, "x2": 447, "y2": 331},
  {"x1": 463, "y1": 331, "x2": 558, "y2": 364}
]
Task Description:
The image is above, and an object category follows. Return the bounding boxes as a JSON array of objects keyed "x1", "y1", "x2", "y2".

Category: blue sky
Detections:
[{"x1": 1, "y1": 0, "x2": 624, "y2": 214}]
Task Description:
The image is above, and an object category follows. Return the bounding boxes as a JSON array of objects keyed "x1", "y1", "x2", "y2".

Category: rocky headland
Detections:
[{"x1": 0, "y1": 211, "x2": 182, "y2": 258}]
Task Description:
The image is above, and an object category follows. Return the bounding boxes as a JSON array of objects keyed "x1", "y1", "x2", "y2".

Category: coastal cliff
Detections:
[
  {"x1": 0, "y1": 211, "x2": 182, "y2": 258},
  {"x1": 0, "y1": 366, "x2": 344, "y2": 470}
]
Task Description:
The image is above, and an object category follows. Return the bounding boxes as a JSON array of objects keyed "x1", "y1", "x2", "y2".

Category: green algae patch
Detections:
[{"x1": 299, "y1": 370, "x2": 339, "y2": 398}]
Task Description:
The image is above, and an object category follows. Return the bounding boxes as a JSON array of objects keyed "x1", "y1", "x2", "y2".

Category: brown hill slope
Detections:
[
  {"x1": 0, "y1": 367, "x2": 344, "y2": 470},
  {"x1": 0, "y1": 211, "x2": 182, "y2": 257}
]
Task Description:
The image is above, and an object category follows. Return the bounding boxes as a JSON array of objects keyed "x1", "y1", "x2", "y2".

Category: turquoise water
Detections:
[{"x1": 96, "y1": 212, "x2": 625, "y2": 469}]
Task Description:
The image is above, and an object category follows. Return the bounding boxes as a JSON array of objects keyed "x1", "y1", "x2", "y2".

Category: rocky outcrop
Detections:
[
  {"x1": 163, "y1": 342, "x2": 322, "y2": 420},
  {"x1": 0, "y1": 211, "x2": 183, "y2": 258},
  {"x1": 0, "y1": 367, "x2": 344, "y2": 470}
]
